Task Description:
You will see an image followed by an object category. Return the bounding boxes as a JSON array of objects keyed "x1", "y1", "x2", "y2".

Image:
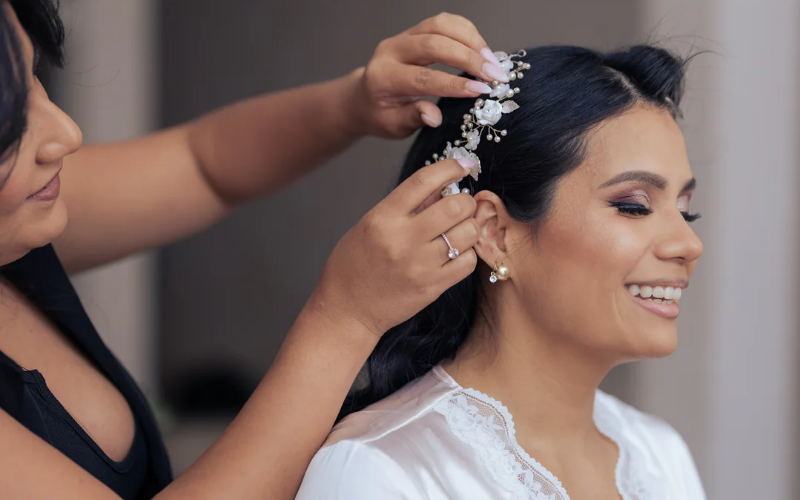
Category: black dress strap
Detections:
[{"x1": 1, "y1": 245, "x2": 173, "y2": 498}]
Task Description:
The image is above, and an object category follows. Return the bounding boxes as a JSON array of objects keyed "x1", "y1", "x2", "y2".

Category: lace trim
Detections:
[
  {"x1": 593, "y1": 397, "x2": 660, "y2": 500},
  {"x1": 433, "y1": 371, "x2": 666, "y2": 500},
  {"x1": 434, "y1": 388, "x2": 569, "y2": 500}
]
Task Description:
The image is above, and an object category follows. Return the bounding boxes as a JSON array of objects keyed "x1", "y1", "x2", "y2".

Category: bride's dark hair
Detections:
[{"x1": 339, "y1": 44, "x2": 689, "y2": 421}]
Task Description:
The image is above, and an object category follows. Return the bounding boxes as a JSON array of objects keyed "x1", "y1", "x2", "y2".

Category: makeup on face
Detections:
[
  {"x1": 601, "y1": 170, "x2": 700, "y2": 222},
  {"x1": 593, "y1": 169, "x2": 700, "y2": 322}
]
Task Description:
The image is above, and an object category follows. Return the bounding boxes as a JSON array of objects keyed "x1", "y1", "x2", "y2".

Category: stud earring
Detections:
[{"x1": 490, "y1": 262, "x2": 510, "y2": 283}]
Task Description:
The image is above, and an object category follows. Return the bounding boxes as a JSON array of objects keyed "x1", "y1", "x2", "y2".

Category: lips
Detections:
[
  {"x1": 27, "y1": 173, "x2": 61, "y2": 202},
  {"x1": 625, "y1": 283, "x2": 686, "y2": 319}
]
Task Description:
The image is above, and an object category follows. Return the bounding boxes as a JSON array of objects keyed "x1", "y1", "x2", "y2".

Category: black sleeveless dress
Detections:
[{"x1": 0, "y1": 245, "x2": 173, "y2": 499}]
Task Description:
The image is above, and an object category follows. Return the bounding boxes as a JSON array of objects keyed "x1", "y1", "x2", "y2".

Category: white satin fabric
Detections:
[{"x1": 296, "y1": 365, "x2": 706, "y2": 500}]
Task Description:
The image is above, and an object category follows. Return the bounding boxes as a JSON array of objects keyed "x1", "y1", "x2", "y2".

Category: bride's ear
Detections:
[{"x1": 473, "y1": 191, "x2": 511, "y2": 268}]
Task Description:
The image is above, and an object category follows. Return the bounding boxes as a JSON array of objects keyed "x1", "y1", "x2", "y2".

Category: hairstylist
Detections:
[{"x1": 0, "y1": 3, "x2": 505, "y2": 499}]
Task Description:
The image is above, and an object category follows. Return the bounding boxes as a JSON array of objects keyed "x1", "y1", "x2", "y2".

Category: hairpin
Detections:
[{"x1": 424, "y1": 50, "x2": 530, "y2": 197}]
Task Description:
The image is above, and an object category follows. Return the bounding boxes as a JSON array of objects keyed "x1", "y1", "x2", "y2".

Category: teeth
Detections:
[{"x1": 626, "y1": 284, "x2": 684, "y2": 302}]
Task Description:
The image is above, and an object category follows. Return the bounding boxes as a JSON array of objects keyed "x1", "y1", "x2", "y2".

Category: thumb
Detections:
[{"x1": 396, "y1": 100, "x2": 443, "y2": 136}]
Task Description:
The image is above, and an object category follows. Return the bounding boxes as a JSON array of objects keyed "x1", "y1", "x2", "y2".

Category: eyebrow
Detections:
[{"x1": 600, "y1": 170, "x2": 696, "y2": 192}]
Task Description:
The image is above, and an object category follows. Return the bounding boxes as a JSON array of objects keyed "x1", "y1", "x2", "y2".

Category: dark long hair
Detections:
[
  {"x1": 0, "y1": 0, "x2": 64, "y2": 165},
  {"x1": 339, "y1": 44, "x2": 689, "y2": 421}
]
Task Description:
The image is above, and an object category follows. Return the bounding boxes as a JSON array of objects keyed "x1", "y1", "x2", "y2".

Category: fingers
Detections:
[
  {"x1": 417, "y1": 100, "x2": 442, "y2": 128},
  {"x1": 393, "y1": 34, "x2": 509, "y2": 85},
  {"x1": 438, "y1": 248, "x2": 478, "y2": 289},
  {"x1": 395, "y1": 100, "x2": 442, "y2": 138},
  {"x1": 429, "y1": 217, "x2": 480, "y2": 266},
  {"x1": 384, "y1": 159, "x2": 475, "y2": 215},
  {"x1": 407, "y1": 13, "x2": 487, "y2": 53},
  {"x1": 415, "y1": 192, "x2": 477, "y2": 242},
  {"x1": 385, "y1": 64, "x2": 493, "y2": 99}
]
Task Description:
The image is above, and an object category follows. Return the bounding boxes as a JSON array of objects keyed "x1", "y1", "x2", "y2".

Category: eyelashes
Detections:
[
  {"x1": 610, "y1": 202, "x2": 652, "y2": 216},
  {"x1": 682, "y1": 212, "x2": 701, "y2": 223},
  {"x1": 610, "y1": 202, "x2": 701, "y2": 223}
]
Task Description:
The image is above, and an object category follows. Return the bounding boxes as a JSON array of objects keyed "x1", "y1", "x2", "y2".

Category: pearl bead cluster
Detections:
[{"x1": 421, "y1": 50, "x2": 530, "y2": 193}]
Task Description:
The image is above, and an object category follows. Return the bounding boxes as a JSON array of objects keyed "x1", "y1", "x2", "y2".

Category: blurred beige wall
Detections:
[
  {"x1": 53, "y1": 0, "x2": 159, "y2": 395},
  {"x1": 636, "y1": 1, "x2": 800, "y2": 498}
]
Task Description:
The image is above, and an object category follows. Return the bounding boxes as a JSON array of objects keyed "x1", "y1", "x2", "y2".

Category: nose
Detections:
[
  {"x1": 653, "y1": 210, "x2": 703, "y2": 264},
  {"x1": 33, "y1": 92, "x2": 83, "y2": 165}
]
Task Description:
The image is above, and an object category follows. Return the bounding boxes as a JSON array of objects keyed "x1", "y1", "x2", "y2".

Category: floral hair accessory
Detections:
[{"x1": 424, "y1": 50, "x2": 530, "y2": 197}]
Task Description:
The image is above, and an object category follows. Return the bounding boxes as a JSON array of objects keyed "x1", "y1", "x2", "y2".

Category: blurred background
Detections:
[{"x1": 49, "y1": 0, "x2": 799, "y2": 498}]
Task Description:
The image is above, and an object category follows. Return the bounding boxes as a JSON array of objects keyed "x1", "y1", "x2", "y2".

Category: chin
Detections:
[
  {"x1": 631, "y1": 325, "x2": 679, "y2": 359},
  {"x1": 4, "y1": 199, "x2": 69, "y2": 264}
]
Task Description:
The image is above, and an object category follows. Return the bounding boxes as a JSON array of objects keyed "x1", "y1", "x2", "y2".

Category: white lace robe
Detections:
[{"x1": 295, "y1": 366, "x2": 706, "y2": 500}]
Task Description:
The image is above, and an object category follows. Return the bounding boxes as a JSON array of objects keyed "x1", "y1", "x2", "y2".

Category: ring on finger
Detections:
[{"x1": 441, "y1": 232, "x2": 459, "y2": 260}]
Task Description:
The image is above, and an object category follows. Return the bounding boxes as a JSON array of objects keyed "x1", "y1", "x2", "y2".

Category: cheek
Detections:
[
  {"x1": 0, "y1": 170, "x2": 32, "y2": 217},
  {"x1": 518, "y1": 208, "x2": 652, "y2": 346},
  {"x1": 0, "y1": 145, "x2": 39, "y2": 216},
  {"x1": 538, "y1": 210, "x2": 648, "y2": 289}
]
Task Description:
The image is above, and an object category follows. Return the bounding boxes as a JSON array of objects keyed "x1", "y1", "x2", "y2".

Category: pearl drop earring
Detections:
[{"x1": 490, "y1": 262, "x2": 510, "y2": 283}]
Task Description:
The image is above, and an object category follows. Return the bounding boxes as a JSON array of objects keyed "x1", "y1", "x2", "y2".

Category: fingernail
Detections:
[
  {"x1": 421, "y1": 113, "x2": 439, "y2": 128},
  {"x1": 466, "y1": 80, "x2": 492, "y2": 94},
  {"x1": 481, "y1": 48, "x2": 504, "y2": 70},
  {"x1": 456, "y1": 157, "x2": 476, "y2": 171},
  {"x1": 482, "y1": 62, "x2": 509, "y2": 83}
]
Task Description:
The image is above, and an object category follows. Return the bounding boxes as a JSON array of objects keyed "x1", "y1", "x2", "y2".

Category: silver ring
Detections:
[{"x1": 441, "y1": 233, "x2": 459, "y2": 260}]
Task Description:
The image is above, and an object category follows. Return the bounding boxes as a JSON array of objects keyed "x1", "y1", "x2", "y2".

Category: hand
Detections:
[
  {"x1": 309, "y1": 158, "x2": 480, "y2": 338},
  {"x1": 348, "y1": 12, "x2": 510, "y2": 139}
]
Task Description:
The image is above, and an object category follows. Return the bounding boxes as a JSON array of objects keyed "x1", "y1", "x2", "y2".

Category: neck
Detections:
[{"x1": 442, "y1": 290, "x2": 615, "y2": 448}]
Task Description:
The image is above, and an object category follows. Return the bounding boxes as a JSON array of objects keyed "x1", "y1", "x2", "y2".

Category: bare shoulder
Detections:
[{"x1": 0, "y1": 409, "x2": 116, "y2": 499}]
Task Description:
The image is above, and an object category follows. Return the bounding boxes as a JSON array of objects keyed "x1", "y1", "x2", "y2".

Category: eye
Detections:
[
  {"x1": 610, "y1": 201, "x2": 653, "y2": 217},
  {"x1": 678, "y1": 195, "x2": 701, "y2": 223},
  {"x1": 682, "y1": 212, "x2": 701, "y2": 223}
]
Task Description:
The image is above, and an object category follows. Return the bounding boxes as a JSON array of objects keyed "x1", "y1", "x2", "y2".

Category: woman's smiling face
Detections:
[{"x1": 507, "y1": 104, "x2": 703, "y2": 361}]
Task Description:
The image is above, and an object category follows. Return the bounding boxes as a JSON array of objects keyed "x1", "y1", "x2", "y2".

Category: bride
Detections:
[{"x1": 296, "y1": 44, "x2": 706, "y2": 499}]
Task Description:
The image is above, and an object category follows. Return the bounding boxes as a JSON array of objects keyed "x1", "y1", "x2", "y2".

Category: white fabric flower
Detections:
[
  {"x1": 475, "y1": 100, "x2": 503, "y2": 126},
  {"x1": 465, "y1": 129, "x2": 480, "y2": 150},
  {"x1": 445, "y1": 145, "x2": 471, "y2": 161},
  {"x1": 490, "y1": 83, "x2": 510, "y2": 98},
  {"x1": 444, "y1": 145, "x2": 480, "y2": 181},
  {"x1": 468, "y1": 152, "x2": 481, "y2": 181},
  {"x1": 501, "y1": 58, "x2": 515, "y2": 73},
  {"x1": 441, "y1": 182, "x2": 461, "y2": 197}
]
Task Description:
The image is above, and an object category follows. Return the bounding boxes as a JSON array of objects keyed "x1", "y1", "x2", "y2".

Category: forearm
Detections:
[
  {"x1": 157, "y1": 295, "x2": 377, "y2": 500},
  {"x1": 187, "y1": 68, "x2": 365, "y2": 205}
]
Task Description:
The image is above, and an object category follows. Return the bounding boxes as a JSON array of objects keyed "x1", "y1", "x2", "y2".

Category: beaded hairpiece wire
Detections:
[
  {"x1": 429, "y1": 51, "x2": 683, "y2": 198},
  {"x1": 425, "y1": 50, "x2": 531, "y2": 198}
]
